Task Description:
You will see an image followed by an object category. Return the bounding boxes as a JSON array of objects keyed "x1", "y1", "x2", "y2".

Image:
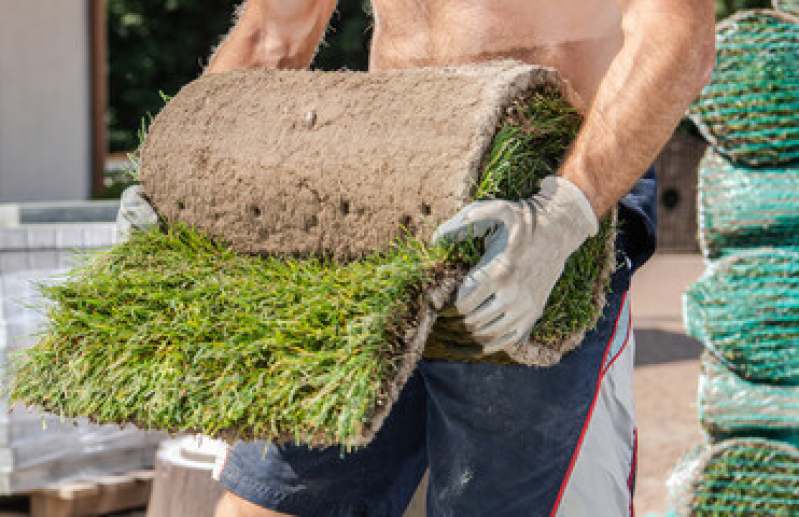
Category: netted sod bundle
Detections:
[
  {"x1": 698, "y1": 148, "x2": 799, "y2": 259},
  {"x1": 699, "y1": 353, "x2": 799, "y2": 445},
  {"x1": 669, "y1": 439, "x2": 799, "y2": 516},
  {"x1": 688, "y1": 10, "x2": 799, "y2": 167},
  {"x1": 684, "y1": 249, "x2": 799, "y2": 385},
  {"x1": 773, "y1": 0, "x2": 799, "y2": 17},
  {"x1": 7, "y1": 65, "x2": 615, "y2": 447}
]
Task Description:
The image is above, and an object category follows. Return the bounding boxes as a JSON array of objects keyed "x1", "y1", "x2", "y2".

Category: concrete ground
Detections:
[{"x1": 630, "y1": 253, "x2": 706, "y2": 516}]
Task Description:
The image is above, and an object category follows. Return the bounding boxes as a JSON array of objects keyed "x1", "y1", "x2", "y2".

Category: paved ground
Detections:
[{"x1": 630, "y1": 253, "x2": 706, "y2": 516}]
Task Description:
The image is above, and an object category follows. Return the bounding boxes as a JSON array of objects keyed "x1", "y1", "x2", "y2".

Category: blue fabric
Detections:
[
  {"x1": 618, "y1": 166, "x2": 658, "y2": 272},
  {"x1": 219, "y1": 265, "x2": 632, "y2": 517}
]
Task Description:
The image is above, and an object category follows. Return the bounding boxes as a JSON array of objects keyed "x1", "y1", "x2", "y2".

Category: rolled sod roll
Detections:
[
  {"x1": 139, "y1": 61, "x2": 617, "y2": 366},
  {"x1": 699, "y1": 353, "x2": 799, "y2": 445},
  {"x1": 698, "y1": 148, "x2": 799, "y2": 259},
  {"x1": 669, "y1": 439, "x2": 799, "y2": 516},
  {"x1": 684, "y1": 249, "x2": 799, "y2": 385},
  {"x1": 8, "y1": 63, "x2": 617, "y2": 447},
  {"x1": 688, "y1": 10, "x2": 799, "y2": 167},
  {"x1": 140, "y1": 62, "x2": 580, "y2": 258}
]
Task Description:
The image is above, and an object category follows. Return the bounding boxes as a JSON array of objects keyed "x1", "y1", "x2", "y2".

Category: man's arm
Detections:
[
  {"x1": 559, "y1": 0, "x2": 716, "y2": 217},
  {"x1": 432, "y1": 0, "x2": 715, "y2": 352},
  {"x1": 207, "y1": 0, "x2": 338, "y2": 74}
]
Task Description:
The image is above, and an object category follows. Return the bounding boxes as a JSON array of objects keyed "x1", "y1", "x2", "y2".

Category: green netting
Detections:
[
  {"x1": 684, "y1": 249, "x2": 799, "y2": 385},
  {"x1": 698, "y1": 148, "x2": 799, "y2": 259},
  {"x1": 773, "y1": 0, "x2": 799, "y2": 17},
  {"x1": 688, "y1": 10, "x2": 799, "y2": 167},
  {"x1": 669, "y1": 439, "x2": 799, "y2": 516},
  {"x1": 699, "y1": 353, "x2": 799, "y2": 445}
]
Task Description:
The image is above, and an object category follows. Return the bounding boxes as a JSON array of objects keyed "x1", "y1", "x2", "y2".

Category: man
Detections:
[{"x1": 119, "y1": 0, "x2": 714, "y2": 514}]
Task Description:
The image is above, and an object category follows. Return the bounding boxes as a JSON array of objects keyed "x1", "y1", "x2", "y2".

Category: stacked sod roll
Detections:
[
  {"x1": 698, "y1": 152, "x2": 799, "y2": 259},
  {"x1": 669, "y1": 439, "x2": 799, "y2": 516},
  {"x1": 687, "y1": 10, "x2": 799, "y2": 167},
  {"x1": 684, "y1": 250, "x2": 799, "y2": 386},
  {"x1": 699, "y1": 354, "x2": 798, "y2": 445},
  {"x1": 5, "y1": 63, "x2": 616, "y2": 448},
  {"x1": 673, "y1": 11, "x2": 799, "y2": 516},
  {"x1": 773, "y1": 0, "x2": 799, "y2": 18}
]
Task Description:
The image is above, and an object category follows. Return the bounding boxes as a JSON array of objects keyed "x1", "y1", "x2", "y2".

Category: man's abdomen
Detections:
[{"x1": 368, "y1": 0, "x2": 624, "y2": 104}]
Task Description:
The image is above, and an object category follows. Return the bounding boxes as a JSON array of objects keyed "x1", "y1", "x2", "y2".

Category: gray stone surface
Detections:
[
  {"x1": 19, "y1": 201, "x2": 119, "y2": 224},
  {"x1": 0, "y1": 224, "x2": 118, "y2": 252}
]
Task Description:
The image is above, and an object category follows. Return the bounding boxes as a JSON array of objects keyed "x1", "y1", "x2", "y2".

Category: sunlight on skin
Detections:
[{"x1": 215, "y1": 491, "x2": 295, "y2": 517}]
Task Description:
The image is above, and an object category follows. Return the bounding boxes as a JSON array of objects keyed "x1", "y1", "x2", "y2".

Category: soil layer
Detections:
[{"x1": 139, "y1": 62, "x2": 573, "y2": 258}]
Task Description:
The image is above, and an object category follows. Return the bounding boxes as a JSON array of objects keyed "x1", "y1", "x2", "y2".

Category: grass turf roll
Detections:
[
  {"x1": 669, "y1": 439, "x2": 799, "y2": 516},
  {"x1": 698, "y1": 148, "x2": 799, "y2": 259},
  {"x1": 684, "y1": 249, "x2": 799, "y2": 385},
  {"x1": 6, "y1": 64, "x2": 615, "y2": 447},
  {"x1": 699, "y1": 353, "x2": 799, "y2": 446},
  {"x1": 688, "y1": 10, "x2": 799, "y2": 167},
  {"x1": 773, "y1": 0, "x2": 799, "y2": 18}
]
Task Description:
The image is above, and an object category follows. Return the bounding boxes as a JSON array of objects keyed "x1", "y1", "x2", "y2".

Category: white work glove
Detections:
[
  {"x1": 116, "y1": 185, "x2": 159, "y2": 238},
  {"x1": 432, "y1": 176, "x2": 598, "y2": 355}
]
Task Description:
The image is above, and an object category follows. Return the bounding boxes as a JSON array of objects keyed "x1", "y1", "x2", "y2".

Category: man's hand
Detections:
[
  {"x1": 432, "y1": 176, "x2": 598, "y2": 355},
  {"x1": 116, "y1": 185, "x2": 158, "y2": 237}
]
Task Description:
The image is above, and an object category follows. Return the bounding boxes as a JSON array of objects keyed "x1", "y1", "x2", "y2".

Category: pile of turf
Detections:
[
  {"x1": 688, "y1": 10, "x2": 799, "y2": 167},
  {"x1": 670, "y1": 439, "x2": 799, "y2": 516},
  {"x1": 684, "y1": 249, "x2": 799, "y2": 385},
  {"x1": 6, "y1": 87, "x2": 614, "y2": 447},
  {"x1": 699, "y1": 353, "x2": 799, "y2": 445},
  {"x1": 773, "y1": 0, "x2": 799, "y2": 17},
  {"x1": 698, "y1": 148, "x2": 799, "y2": 259}
]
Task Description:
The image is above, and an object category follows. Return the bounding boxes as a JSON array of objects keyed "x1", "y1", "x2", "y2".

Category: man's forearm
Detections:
[
  {"x1": 207, "y1": 0, "x2": 337, "y2": 74},
  {"x1": 559, "y1": 0, "x2": 715, "y2": 217}
]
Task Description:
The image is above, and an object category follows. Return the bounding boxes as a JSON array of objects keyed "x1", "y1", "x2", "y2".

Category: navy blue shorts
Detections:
[{"x1": 218, "y1": 263, "x2": 636, "y2": 517}]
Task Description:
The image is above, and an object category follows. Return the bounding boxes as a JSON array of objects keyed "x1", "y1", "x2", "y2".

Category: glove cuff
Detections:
[{"x1": 539, "y1": 176, "x2": 599, "y2": 238}]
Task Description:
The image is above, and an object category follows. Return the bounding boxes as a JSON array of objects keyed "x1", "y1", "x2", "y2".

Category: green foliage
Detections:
[
  {"x1": 9, "y1": 89, "x2": 613, "y2": 446},
  {"x1": 715, "y1": 0, "x2": 772, "y2": 19},
  {"x1": 313, "y1": 1, "x2": 372, "y2": 72},
  {"x1": 107, "y1": 0, "x2": 371, "y2": 152},
  {"x1": 107, "y1": 0, "x2": 238, "y2": 151}
]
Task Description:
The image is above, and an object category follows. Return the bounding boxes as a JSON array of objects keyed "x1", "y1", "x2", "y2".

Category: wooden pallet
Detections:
[{"x1": 26, "y1": 470, "x2": 154, "y2": 517}]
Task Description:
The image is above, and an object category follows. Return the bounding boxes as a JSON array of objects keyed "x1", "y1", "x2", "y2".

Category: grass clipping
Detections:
[{"x1": 7, "y1": 87, "x2": 615, "y2": 447}]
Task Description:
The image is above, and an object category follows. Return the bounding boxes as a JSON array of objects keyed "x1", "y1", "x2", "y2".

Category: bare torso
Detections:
[{"x1": 369, "y1": 0, "x2": 624, "y2": 106}]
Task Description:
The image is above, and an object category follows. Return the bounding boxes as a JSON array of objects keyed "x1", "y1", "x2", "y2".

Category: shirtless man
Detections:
[{"x1": 119, "y1": 0, "x2": 714, "y2": 514}]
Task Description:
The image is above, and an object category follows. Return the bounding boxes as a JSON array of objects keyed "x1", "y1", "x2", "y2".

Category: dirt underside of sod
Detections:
[{"x1": 8, "y1": 64, "x2": 615, "y2": 447}]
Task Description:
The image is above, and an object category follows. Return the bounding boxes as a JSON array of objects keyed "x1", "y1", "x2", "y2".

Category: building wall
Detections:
[{"x1": 0, "y1": 1, "x2": 91, "y2": 203}]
